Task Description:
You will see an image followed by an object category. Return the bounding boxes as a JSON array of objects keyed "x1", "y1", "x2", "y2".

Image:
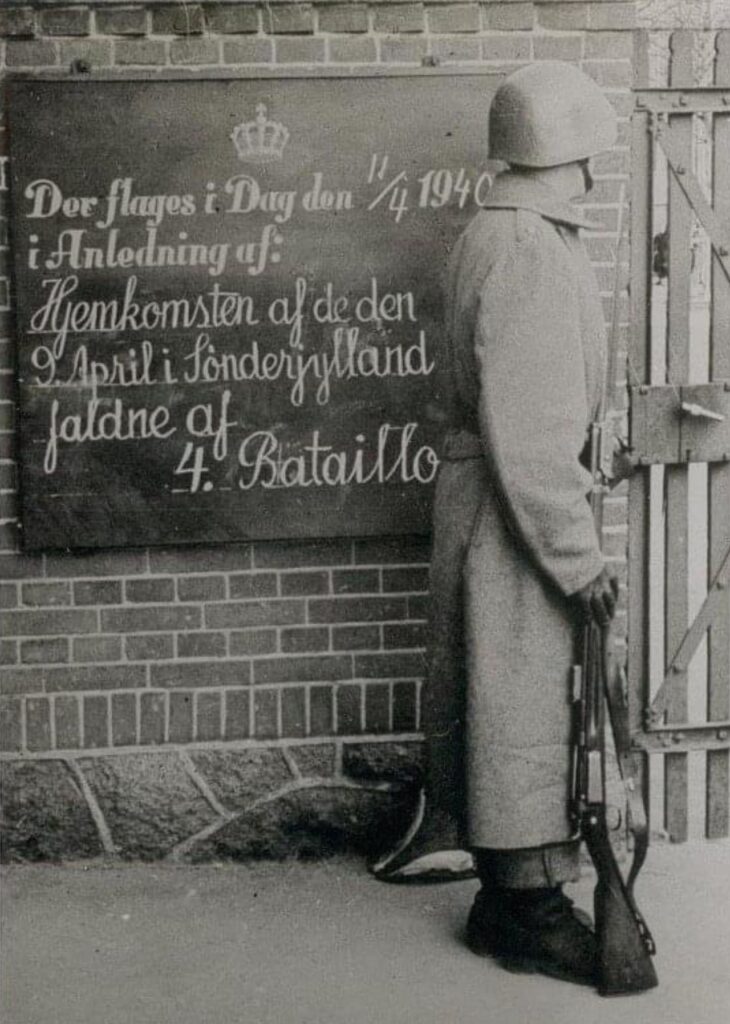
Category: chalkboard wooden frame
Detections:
[
  {"x1": 9, "y1": 67, "x2": 502, "y2": 81},
  {"x1": 8, "y1": 67, "x2": 504, "y2": 550}
]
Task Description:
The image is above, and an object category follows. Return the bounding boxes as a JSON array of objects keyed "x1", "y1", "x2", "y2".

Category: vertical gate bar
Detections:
[
  {"x1": 664, "y1": 30, "x2": 694, "y2": 843},
  {"x1": 628, "y1": 35, "x2": 653, "y2": 829},
  {"x1": 707, "y1": 31, "x2": 730, "y2": 838}
]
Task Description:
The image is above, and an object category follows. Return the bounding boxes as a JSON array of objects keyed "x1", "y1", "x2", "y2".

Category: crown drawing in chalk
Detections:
[{"x1": 230, "y1": 104, "x2": 290, "y2": 163}]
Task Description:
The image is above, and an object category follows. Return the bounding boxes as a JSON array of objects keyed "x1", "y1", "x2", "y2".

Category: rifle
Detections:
[
  {"x1": 570, "y1": 187, "x2": 658, "y2": 996},
  {"x1": 571, "y1": 620, "x2": 658, "y2": 995}
]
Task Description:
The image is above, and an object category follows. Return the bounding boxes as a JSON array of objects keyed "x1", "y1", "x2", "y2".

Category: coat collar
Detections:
[{"x1": 478, "y1": 171, "x2": 600, "y2": 231}]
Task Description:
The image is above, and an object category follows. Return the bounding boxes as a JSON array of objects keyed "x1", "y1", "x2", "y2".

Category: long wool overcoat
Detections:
[{"x1": 425, "y1": 171, "x2": 608, "y2": 850}]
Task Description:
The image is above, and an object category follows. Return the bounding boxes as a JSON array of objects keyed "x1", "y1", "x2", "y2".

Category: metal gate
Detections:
[{"x1": 630, "y1": 31, "x2": 730, "y2": 842}]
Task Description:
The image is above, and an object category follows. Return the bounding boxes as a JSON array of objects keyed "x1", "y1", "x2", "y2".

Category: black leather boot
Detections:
[{"x1": 466, "y1": 886, "x2": 597, "y2": 986}]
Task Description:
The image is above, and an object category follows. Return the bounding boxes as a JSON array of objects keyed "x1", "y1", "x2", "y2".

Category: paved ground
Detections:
[{"x1": 1, "y1": 841, "x2": 728, "y2": 1024}]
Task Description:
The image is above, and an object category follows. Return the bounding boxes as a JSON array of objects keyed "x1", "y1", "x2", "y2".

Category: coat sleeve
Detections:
[{"x1": 474, "y1": 221, "x2": 604, "y2": 596}]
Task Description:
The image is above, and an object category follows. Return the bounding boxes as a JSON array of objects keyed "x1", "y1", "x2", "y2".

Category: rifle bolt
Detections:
[
  {"x1": 720, "y1": 246, "x2": 730, "y2": 257},
  {"x1": 639, "y1": 385, "x2": 649, "y2": 395},
  {"x1": 676, "y1": 164, "x2": 686, "y2": 175},
  {"x1": 672, "y1": 731, "x2": 684, "y2": 743}
]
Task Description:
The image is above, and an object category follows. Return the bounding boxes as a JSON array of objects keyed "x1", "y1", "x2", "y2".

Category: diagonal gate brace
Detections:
[
  {"x1": 653, "y1": 120, "x2": 730, "y2": 286},
  {"x1": 647, "y1": 543, "x2": 730, "y2": 726}
]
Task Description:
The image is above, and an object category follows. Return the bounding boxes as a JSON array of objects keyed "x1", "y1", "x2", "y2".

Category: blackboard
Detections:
[{"x1": 8, "y1": 72, "x2": 502, "y2": 550}]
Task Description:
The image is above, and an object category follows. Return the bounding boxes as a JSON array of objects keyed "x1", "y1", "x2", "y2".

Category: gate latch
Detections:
[
  {"x1": 680, "y1": 401, "x2": 726, "y2": 422},
  {"x1": 630, "y1": 381, "x2": 730, "y2": 464}
]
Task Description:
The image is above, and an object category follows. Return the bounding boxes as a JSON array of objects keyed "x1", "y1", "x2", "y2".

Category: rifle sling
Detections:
[{"x1": 603, "y1": 649, "x2": 649, "y2": 898}]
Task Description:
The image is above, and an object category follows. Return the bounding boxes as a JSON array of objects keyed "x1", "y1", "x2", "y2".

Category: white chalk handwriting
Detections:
[{"x1": 19, "y1": 158, "x2": 488, "y2": 489}]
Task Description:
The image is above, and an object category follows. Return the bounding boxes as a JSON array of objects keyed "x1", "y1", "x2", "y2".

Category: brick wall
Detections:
[{"x1": 0, "y1": 0, "x2": 635, "y2": 862}]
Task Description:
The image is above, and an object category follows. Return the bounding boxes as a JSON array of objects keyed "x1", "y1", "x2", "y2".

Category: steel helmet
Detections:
[{"x1": 488, "y1": 62, "x2": 617, "y2": 167}]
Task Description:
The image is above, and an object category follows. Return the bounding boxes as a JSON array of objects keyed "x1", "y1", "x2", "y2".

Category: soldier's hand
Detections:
[
  {"x1": 610, "y1": 437, "x2": 635, "y2": 488},
  {"x1": 574, "y1": 567, "x2": 619, "y2": 626}
]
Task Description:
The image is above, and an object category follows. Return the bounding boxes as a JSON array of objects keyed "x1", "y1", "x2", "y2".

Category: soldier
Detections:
[{"x1": 373, "y1": 62, "x2": 622, "y2": 987}]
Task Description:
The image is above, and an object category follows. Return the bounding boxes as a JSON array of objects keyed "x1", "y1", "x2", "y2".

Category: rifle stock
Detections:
[{"x1": 584, "y1": 814, "x2": 659, "y2": 996}]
